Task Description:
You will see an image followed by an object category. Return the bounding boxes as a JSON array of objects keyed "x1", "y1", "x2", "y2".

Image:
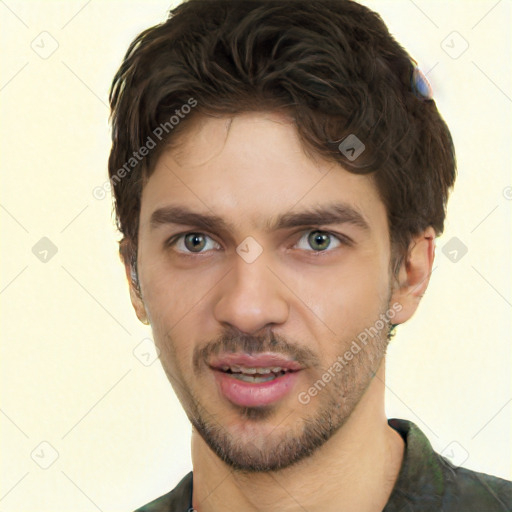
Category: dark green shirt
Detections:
[{"x1": 134, "y1": 418, "x2": 512, "y2": 511}]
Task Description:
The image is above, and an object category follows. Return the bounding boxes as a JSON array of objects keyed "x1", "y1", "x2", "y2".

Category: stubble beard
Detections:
[{"x1": 175, "y1": 302, "x2": 392, "y2": 473}]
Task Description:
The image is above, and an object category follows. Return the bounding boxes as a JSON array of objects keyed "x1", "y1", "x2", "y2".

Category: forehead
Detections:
[{"x1": 139, "y1": 112, "x2": 387, "y2": 234}]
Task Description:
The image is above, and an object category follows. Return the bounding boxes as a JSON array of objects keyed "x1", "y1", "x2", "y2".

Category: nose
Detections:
[{"x1": 213, "y1": 251, "x2": 289, "y2": 334}]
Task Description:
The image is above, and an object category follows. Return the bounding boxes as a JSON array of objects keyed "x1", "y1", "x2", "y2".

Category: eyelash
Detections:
[{"x1": 164, "y1": 229, "x2": 353, "y2": 257}]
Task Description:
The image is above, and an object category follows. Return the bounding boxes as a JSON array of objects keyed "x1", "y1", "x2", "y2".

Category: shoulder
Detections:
[
  {"x1": 133, "y1": 472, "x2": 193, "y2": 512},
  {"x1": 385, "y1": 419, "x2": 511, "y2": 511},
  {"x1": 438, "y1": 457, "x2": 512, "y2": 510}
]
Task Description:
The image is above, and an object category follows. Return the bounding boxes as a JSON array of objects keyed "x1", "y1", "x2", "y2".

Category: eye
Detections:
[
  {"x1": 295, "y1": 230, "x2": 350, "y2": 252},
  {"x1": 166, "y1": 232, "x2": 221, "y2": 255},
  {"x1": 165, "y1": 229, "x2": 352, "y2": 256}
]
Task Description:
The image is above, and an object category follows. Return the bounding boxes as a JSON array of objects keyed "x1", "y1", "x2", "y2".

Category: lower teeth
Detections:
[{"x1": 231, "y1": 373, "x2": 279, "y2": 383}]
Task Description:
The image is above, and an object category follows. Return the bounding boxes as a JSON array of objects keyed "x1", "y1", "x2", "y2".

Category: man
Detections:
[{"x1": 107, "y1": 0, "x2": 511, "y2": 510}]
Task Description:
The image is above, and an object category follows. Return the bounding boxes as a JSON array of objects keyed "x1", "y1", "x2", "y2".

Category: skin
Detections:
[{"x1": 126, "y1": 112, "x2": 435, "y2": 512}]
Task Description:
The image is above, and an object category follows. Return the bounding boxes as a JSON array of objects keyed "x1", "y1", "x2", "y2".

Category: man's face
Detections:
[{"x1": 134, "y1": 112, "x2": 395, "y2": 471}]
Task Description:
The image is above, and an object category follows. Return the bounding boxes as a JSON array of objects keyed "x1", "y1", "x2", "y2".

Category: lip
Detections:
[
  {"x1": 209, "y1": 352, "x2": 304, "y2": 371},
  {"x1": 212, "y1": 368, "x2": 300, "y2": 407},
  {"x1": 209, "y1": 352, "x2": 303, "y2": 408}
]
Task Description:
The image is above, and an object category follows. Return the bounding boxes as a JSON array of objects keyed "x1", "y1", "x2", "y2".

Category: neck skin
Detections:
[{"x1": 191, "y1": 359, "x2": 405, "y2": 512}]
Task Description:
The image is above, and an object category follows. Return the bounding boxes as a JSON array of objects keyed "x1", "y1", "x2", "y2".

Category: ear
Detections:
[
  {"x1": 389, "y1": 226, "x2": 436, "y2": 325},
  {"x1": 124, "y1": 261, "x2": 150, "y2": 325},
  {"x1": 120, "y1": 243, "x2": 150, "y2": 326}
]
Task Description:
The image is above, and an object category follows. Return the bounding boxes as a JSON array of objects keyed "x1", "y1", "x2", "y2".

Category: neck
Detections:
[{"x1": 191, "y1": 360, "x2": 404, "y2": 512}]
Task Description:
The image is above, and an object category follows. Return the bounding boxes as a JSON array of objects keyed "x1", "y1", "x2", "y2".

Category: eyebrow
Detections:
[{"x1": 149, "y1": 202, "x2": 371, "y2": 234}]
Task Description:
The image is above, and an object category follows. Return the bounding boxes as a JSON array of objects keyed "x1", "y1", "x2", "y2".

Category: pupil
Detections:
[
  {"x1": 186, "y1": 233, "x2": 205, "y2": 252},
  {"x1": 310, "y1": 231, "x2": 329, "y2": 251}
]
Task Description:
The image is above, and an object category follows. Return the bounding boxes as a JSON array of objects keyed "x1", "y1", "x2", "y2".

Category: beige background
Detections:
[{"x1": 1, "y1": 0, "x2": 510, "y2": 510}]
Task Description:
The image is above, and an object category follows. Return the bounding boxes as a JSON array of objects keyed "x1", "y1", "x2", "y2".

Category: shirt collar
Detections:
[{"x1": 383, "y1": 418, "x2": 445, "y2": 511}]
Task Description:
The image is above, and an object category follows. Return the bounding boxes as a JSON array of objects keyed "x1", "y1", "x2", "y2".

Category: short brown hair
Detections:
[{"x1": 108, "y1": 0, "x2": 456, "y2": 285}]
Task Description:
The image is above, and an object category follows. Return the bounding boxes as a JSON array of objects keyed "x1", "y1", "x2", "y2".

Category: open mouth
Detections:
[
  {"x1": 218, "y1": 365, "x2": 296, "y2": 383},
  {"x1": 209, "y1": 357, "x2": 303, "y2": 407},
  {"x1": 208, "y1": 353, "x2": 304, "y2": 407}
]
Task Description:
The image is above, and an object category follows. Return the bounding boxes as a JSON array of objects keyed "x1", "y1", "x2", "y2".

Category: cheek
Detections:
[
  {"x1": 139, "y1": 244, "x2": 206, "y2": 320},
  {"x1": 139, "y1": 252, "x2": 222, "y2": 360},
  {"x1": 304, "y1": 252, "x2": 390, "y2": 329}
]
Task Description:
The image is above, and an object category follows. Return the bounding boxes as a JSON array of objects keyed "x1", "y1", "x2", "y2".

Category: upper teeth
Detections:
[{"x1": 221, "y1": 365, "x2": 285, "y2": 374}]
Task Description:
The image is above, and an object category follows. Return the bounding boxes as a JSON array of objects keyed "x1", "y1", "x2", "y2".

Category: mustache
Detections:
[{"x1": 193, "y1": 327, "x2": 320, "y2": 371}]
